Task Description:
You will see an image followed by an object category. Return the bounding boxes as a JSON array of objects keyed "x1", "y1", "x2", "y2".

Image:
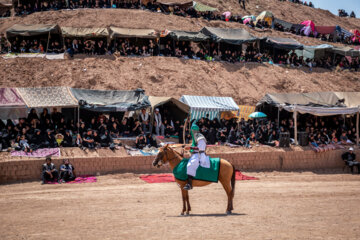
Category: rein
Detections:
[{"x1": 164, "y1": 148, "x2": 181, "y2": 163}]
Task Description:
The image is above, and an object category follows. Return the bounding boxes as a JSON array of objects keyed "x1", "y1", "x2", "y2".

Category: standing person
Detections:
[
  {"x1": 239, "y1": 0, "x2": 246, "y2": 10},
  {"x1": 41, "y1": 157, "x2": 59, "y2": 184},
  {"x1": 342, "y1": 147, "x2": 359, "y2": 174},
  {"x1": 154, "y1": 108, "x2": 165, "y2": 136},
  {"x1": 59, "y1": 159, "x2": 76, "y2": 183},
  {"x1": 139, "y1": 108, "x2": 150, "y2": 133}
]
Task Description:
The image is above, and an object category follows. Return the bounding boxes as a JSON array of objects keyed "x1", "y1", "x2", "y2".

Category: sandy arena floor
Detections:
[{"x1": 0, "y1": 171, "x2": 360, "y2": 240}]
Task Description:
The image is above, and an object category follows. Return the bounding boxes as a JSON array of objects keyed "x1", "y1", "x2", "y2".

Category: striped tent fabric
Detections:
[{"x1": 179, "y1": 95, "x2": 239, "y2": 120}]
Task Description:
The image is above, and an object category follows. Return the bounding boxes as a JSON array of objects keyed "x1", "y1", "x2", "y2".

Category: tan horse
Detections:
[{"x1": 152, "y1": 145, "x2": 236, "y2": 215}]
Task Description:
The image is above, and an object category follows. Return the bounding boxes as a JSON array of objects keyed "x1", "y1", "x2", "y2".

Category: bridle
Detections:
[{"x1": 157, "y1": 147, "x2": 178, "y2": 166}]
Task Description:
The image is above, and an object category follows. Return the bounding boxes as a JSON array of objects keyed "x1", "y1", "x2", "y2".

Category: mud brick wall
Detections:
[{"x1": 0, "y1": 149, "x2": 357, "y2": 184}]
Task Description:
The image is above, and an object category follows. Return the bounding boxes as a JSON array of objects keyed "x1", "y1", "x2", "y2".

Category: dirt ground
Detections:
[{"x1": 1, "y1": 171, "x2": 360, "y2": 240}]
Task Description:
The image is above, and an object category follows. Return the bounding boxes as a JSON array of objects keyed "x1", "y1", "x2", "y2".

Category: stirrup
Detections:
[{"x1": 183, "y1": 184, "x2": 192, "y2": 190}]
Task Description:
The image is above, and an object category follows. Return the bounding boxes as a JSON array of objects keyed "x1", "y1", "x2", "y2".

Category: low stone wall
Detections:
[{"x1": 0, "y1": 149, "x2": 357, "y2": 184}]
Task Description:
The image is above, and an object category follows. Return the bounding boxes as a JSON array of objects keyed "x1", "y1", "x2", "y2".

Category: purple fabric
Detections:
[
  {"x1": 0, "y1": 88, "x2": 25, "y2": 106},
  {"x1": 11, "y1": 148, "x2": 60, "y2": 158}
]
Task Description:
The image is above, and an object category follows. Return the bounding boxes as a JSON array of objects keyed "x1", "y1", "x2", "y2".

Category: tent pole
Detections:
[
  {"x1": 45, "y1": 31, "x2": 50, "y2": 54},
  {"x1": 77, "y1": 106, "x2": 80, "y2": 132},
  {"x1": 294, "y1": 110, "x2": 298, "y2": 145},
  {"x1": 357, "y1": 110, "x2": 359, "y2": 146},
  {"x1": 277, "y1": 107, "x2": 280, "y2": 129}
]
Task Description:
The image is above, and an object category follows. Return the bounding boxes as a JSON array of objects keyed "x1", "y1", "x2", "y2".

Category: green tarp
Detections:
[
  {"x1": 6, "y1": 24, "x2": 61, "y2": 38},
  {"x1": 201, "y1": 27, "x2": 258, "y2": 45},
  {"x1": 295, "y1": 44, "x2": 333, "y2": 59},
  {"x1": 70, "y1": 88, "x2": 150, "y2": 112},
  {"x1": 329, "y1": 46, "x2": 360, "y2": 57},
  {"x1": 173, "y1": 157, "x2": 220, "y2": 182},
  {"x1": 168, "y1": 30, "x2": 209, "y2": 41},
  {"x1": 109, "y1": 27, "x2": 157, "y2": 39},
  {"x1": 61, "y1": 27, "x2": 109, "y2": 38},
  {"x1": 193, "y1": 1, "x2": 217, "y2": 12}
]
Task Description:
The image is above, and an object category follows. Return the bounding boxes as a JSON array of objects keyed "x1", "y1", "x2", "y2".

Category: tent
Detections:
[
  {"x1": 192, "y1": 1, "x2": 217, "y2": 12},
  {"x1": 329, "y1": 46, "x2": 360, "y2": 57},
  {"x1": 61, "y1": 27, "x2": 109, "y2": 38},
  {"x1": 0, "y1": 2, "x2": 12, "y2": 17},
  {"x1": 315, "y1": 26, "x2": 336, "y2": 35},
  {"x1": 167, "y1": 30, "x2": 209, "y2": 41},
  {"x1": 255, "y1": 11, "x2": 273, "y2": 25},
  {"x1": 295, "y1": 44, "x2": 333, "y2": 59},
  {"x1": 149, "y1": 96, "x2": 190, "y2": 123},
  {"x1": 273, "y1": 18, "x2": 294, "y2": 31},
  {"x1": 17, "y1": 87, "x2": 78, "y2": 108},
  {"x1": 265, "y1": 37, "x2": 303, "y2": 50},
  {"x1": 0, "y1": 88, "x2": 27, "y2": 119},
  {"x1": 200, "y1": 27, "x2": 258, "y2": 45},
  {"x1": 221, "y1": 105, "x2": 255, "y2": 121},
  {"x1": 6, "y1": 24, "x2": 61, "y2": 38},
  {"x1": 335, "y1": 26, "x2": 353, "y2": 39},
  {"x1": 70, "y1": 88, "x2": 150, "y2": 112},
  {"x1": 179, "y1": 95, "x2": 239, "y2": 120},
  {"x1": 257, "y1": 92, "x2": 360, "y2": 145},
  {"x1": 109, "y1": 27, "x2": 157, "y2": 39},
  {"x1": 350, "y1": 29, "x2": 360, "y2": 43}
]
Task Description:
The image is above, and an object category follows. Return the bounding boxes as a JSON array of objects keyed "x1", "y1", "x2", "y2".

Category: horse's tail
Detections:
[{"x1": 230, "y1": 164, "x2": 236, "y2": 198}]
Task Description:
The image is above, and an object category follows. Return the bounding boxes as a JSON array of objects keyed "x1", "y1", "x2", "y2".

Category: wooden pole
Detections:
[
  {"x1": 277, "y1": 107, "x2": 280, "y2": 129},
  {"x1": 356, "y1": 110, "x2": 359, "y2": 146},
  {"x1": 45, "y1": 31, "x2": 50, "y2": 54},
  {"x1": 294, "y1": 110, "x2": 298, "y2": 145}
]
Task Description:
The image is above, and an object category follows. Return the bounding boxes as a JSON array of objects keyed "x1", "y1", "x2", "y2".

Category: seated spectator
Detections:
[
  {"x1": 41, "y1": 157, "x2": 59, "y2": 184},
  {"x1": 44, "y1": 129, "x2": 56, "y2": 148},
  {"x1": 62, "y1": 130, "x2": 74, "y2": 147},
  {"x1": 146, "y1": 133, "x2": 158, "y2": 148},
  {"x1": 135, "y1": 134, "x2": 147, "y2": 149},
  {"x1": 342, "y1": 147, "x2": 359, "y2": 174},
  {"x1": 82, "y1": 129, "x2": 95, "y2": 149},
  {"x1": 59, "y1": 159, "x2": 76, "y2": 182}
]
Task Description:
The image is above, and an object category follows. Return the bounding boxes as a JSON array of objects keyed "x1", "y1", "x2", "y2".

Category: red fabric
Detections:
[
  {"x1": 139, "y1": 171, "x2": 258, "y2": 183},
  {"x1": 315, "y1": 26, "x2": 336, "y2": 35},
  {"x1": 45, "y1": 175, "x2": 97, "y2": 184}
]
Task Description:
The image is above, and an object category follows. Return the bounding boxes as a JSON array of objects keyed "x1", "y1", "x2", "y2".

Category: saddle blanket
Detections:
[{"x1": 173, "y1": 157, "x2": 220, "y2": 183}]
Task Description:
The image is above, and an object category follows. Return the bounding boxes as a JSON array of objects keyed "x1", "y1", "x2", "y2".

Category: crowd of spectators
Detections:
[
  {"x1": 194, "y1": 114, "x2": 357, "y2": 149},
  {"x1": 278, "y1": 0, "x2": 314, "y2": 8}
]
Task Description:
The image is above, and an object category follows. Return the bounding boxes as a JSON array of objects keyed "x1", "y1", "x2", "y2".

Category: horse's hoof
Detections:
[
  {"x1": 180, "y1": 212, "x2": 184, "y2": 216},
  {"x1": 186, "y1": 212, "x2": 190, "y2": 216},
  {"x1": 226, "y1": 211, "x2": 232, "y2": 215}
]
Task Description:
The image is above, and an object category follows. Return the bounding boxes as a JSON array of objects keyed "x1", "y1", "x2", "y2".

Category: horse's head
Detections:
[{"x1": 152, "y1": 144, "x2": 171, "y2": 168}]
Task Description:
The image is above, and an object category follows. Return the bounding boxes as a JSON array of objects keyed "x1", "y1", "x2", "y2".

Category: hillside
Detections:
[{"x1": 1, "y1": 57, "x2": 359, "y2": 105}]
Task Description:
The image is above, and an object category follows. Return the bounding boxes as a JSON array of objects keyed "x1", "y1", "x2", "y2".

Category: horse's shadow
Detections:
[{"x1": 168, "y1": 213, "x2": 246, "y2": 218}]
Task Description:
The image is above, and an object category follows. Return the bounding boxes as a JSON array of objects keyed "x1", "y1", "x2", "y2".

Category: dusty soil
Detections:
[
  {"x1": 1, "y1": 56, "x2": 359, "y2": 105},
  {"x1": 0, "y1": 171, "x2": 359, "y2": 240}
]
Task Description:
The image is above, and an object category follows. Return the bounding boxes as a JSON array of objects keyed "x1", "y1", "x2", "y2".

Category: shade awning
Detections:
[
  {"x1": 329, "y1": 46, "x2": 360, "y2": 57},
  {"x1": 273, "y1": 18, "x2": 294, "y2": 31},
  {"x1": 193, "y1": 1, "x2": 218, "y2": 12},
  {"x1": 315, "y1": 26, "x2": 336, "y2": 35},
  {"x1": 61, "y1": 27, "x2": 109, "y2": 38},
  {"x1": 109, "y1": 27, "x2": 158, "y2": 39},
  {"x1": 180, "y1": 95, "x2": 239, "y2": 111},
  {"x1": 6, "y1": 24, "x2": 61, "y2": 38},
  {"x1": 70, "y1": 88, "x2": 150, "y2": 112},
  {"x1": 17, "y1": 87, "x2": 78, "y2": 108},
  {"x1": 283, "y1": 105, "x2": 359, "y2": 116},
  {"x1": 265, "y1": 37, "x2": 303, "y2": 50},
  {"x1": 168, "y1": 30, "x2": 209, "y2": 41},
  {"x1": 0, "y1": 88, "x2": 25, "y2": 107},
  {"x1": 200, "y1": 27, "x2": 258, "y2": 45},
  {"x1": 149, "y1": 96, "x2": 190, "y2": 113}
]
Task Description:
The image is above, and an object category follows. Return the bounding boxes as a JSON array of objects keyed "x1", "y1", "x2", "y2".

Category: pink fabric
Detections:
[
  {"x1": 0, "y1": 88, "x2": 25, "y2": 106},
  {"x1": 45, "y1": 175, "x2": 97, "y2": 184},
  {"x1": 222, "y1": 11, "x2": 231, "y2": 19},
  {"x1": 11, "y1": 148, "x2": 60, "y2": 158},
  {"x1": 301, "y1": 20, "x2": 315, "y2": 32},
  {"x1": 243, "y1": 18, "x2": 251, "y2": 25},
  {"x1": 139, "y1": 171, "x2": 258, "y2": 183}
]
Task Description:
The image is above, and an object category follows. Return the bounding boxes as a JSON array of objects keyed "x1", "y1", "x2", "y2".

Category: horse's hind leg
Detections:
[
  {"x1": 185, "y1": 191, "x2": 191, "y2": 215},
  {"x1": 220, "y1": 180, "x2": 232, "y2": 214},
  {"x1": 181, "y1": 189, "x2": 187, "y2": 215}
]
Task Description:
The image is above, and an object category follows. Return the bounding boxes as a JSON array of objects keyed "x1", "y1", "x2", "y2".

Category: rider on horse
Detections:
[{"x1": 184, "y1": 122, "x2": 210, "y2": 190}]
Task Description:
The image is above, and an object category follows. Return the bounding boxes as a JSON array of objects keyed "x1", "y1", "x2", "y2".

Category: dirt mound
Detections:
[{"x1": 1, "y1": 56, "x2": 359, "y2": 105}]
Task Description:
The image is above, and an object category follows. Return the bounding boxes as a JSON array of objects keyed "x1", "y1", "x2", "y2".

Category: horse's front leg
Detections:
[
  {"x1": 181, "y1": 189, "x2": 187, "y2": 215},
  {"x1": 185, "y1": 191, "x2": 191, "y2": 215}
]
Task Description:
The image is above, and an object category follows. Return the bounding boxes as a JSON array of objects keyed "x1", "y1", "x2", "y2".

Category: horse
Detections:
[{"x1": 152, "y1": 145, "x2": 236, "y2": 215}]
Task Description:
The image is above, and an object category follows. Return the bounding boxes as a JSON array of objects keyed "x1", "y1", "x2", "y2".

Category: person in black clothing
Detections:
[
  {"x1": 41, "y1": 157, "x2": 59, "y2": 184},
  {"x1": 51, "y1": 108, "x2": 62, "y2": 126},
  {"x1": 30, "y1": 129, "x2": 44, "y2": 149},
  {"x1": 135, "y1": 134, "x2": 147, "y2": 149},
  {"x1": 146, "y1": 133, "x2": 158, "y2": 148},
  {"x1": 82, "y1": 129, "x2": 95, "y2": 149},
  {"x1": 62, "y1": 130, "x2": 74, "y2": 147},
  {"x1": 342, "y1": 147, "x2": 359, "y2": 174},
  {"x1": 120, "y1": 118, "x2": 131, "y2": 137},
  {"x1": 44, "y1": 129, "x2": 56, "y2": 148},
  {"x1": 93, "y1": 131, "x2": 101, "y2": 148},
  {"x1": 27, "y1": 108, "x2": 39, "y2": 123},
  {"x1": 59, "y1": 159, "x2": 76, "y2": 183},
  {"x1": 100, "y1": 130, "x2": 114, "y2": 149}
]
